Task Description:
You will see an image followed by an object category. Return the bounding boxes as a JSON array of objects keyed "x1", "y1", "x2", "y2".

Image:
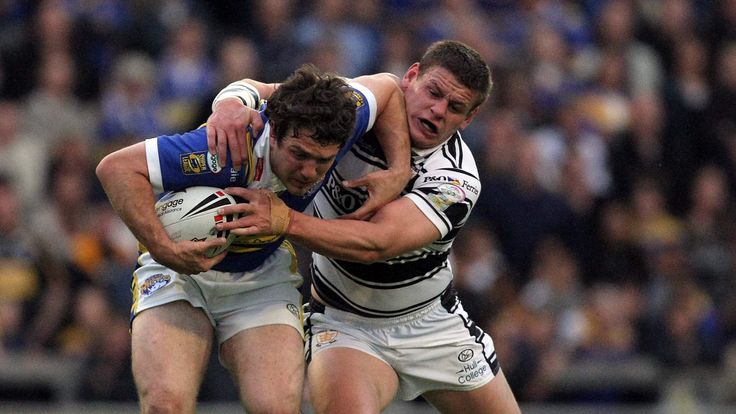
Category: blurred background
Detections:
[{"x1": 1, "y1": 0, "x2": 736, "y2": 412}]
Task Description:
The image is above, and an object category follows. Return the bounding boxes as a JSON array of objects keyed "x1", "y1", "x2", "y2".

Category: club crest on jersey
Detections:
[
  {"x1": 351, "y1": 90, "x2": 364, "y2": 108},
  {"x1": 181, "y1": 151, "x2": 214, "y2": 175},
  {"x1": 140, "y1": 273, "x2": 172, "y2": 296},
  {"x1": 428, "y1": 183, "x2": 465, "y2": 211},
  {"x1": 315, "y1": 330, "x2": 338, "y2": 347}
]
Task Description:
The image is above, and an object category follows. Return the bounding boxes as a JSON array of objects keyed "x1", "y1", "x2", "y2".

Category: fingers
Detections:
[
  {"x1": 206, "y1": 249, "x2": 228, "y2": 266},
  {"x1": 169, "y1": 239, "x2": 228, "y2": 274},
  {"x1": 203, "y1": 237, "x2": 228, "y2": 249},
  {"x1": 251, "y1": 116, "x2": 265, "y2": 137},
  {"x1": 236, "y1": 125, "x2": 247, "y2": 167},
  {"x1": 205, "y1": 122, "x2": 230, "y2": 168},
  {"x1": 341, "y1": 200, "x2": 377, "y2": 220},
  {"x1": 229, "y1": 225, "x2": 261, "y2": 237},
  {"x1": 206, "y1": 123, "x2": 217, "y2": 158},
  {"x1": 217, "y1": 127, "x2": 230, "y2": 167},
  {"x1": 342, "y1": 177, "x2": 369, "y2": 190},
  {"x1": 223, "y1": 186, "x2": 259, "y2": 202},
  {"x1": 226, "y1": 127, "x2": 243, "y2": 169}
]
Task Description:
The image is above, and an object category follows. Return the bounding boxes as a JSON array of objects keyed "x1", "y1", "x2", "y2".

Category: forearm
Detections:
[
  {"x1": 221, "y1": 189, "x2": 439, "y2": 262},
  {"x1": 212, "y1": 79, "x2": 278, "y2": 109},
  {"x1": 286, "y1": 212, "x2": 390, "y2": 263},
  {"x1": 374, "y1": 83, "x2": 411, "y2": 175}
]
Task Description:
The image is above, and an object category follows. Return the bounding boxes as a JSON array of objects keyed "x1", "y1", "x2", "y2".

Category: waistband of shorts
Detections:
[{"x1": 309, "y1": 297, "x2": 443, "y2": 327}]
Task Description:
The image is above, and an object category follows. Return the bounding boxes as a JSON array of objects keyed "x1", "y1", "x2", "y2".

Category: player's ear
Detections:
[
  {"x1": 401, "y1": 63, "x2": 420, "y2": 87},
  {"x1": 268, "y1": 124, "x2": 278, "y2": 147},
  {"x1": 460, "y1": 106, "x2": 481, "y2": 130}
]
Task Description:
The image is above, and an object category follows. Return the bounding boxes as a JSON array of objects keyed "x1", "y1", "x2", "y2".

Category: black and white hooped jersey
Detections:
[{"x1": 311, "y1": 130, "x2": 481, "y2": 317}]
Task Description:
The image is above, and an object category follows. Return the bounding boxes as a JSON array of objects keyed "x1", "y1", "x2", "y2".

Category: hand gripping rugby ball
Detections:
[{"x1": 155, "y1": 186, "x2": 240, "y2": 257}]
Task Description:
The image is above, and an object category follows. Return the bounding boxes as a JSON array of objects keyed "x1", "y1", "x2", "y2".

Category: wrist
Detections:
[
  {"x1": 212, "y1": 81, "x2": 261, "y2": 111},
  {"x1": 283, "y1": 209, "x2": 295, "y2": 235},
  {"x1": 388, "y1": 165, "x2": 412, "y2": 179},
  {"x1": 213, "y1": 97, "x2": 246, "y2": 110},
  {"x1": 148, "y1": 233, "x2": 176, "y2": 258}
]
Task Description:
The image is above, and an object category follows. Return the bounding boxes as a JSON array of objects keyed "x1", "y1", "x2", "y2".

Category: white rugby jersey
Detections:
[{"x1": 310, "y1": 130, "x2": 481, "y2": 317}]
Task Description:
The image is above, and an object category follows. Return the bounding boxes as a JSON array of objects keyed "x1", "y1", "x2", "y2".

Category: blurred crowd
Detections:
[{"x1": 2, "y1": 0, "x2": 736, "y2": 406}]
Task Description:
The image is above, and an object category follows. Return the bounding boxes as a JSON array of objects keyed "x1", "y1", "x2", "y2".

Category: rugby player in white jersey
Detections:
[
  {"x1": 208, "y1": 41, "x2": 521, "y2": 413},
  {"x1": 96, "y1": 65, "x2": 410, "y2": 414}
]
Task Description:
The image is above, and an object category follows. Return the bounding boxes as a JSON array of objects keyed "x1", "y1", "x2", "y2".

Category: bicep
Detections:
[
  {"x1": 369, "y1": 197, "x2": 441, "y2": 256},
  {"x1": 351, "y1": 73, "x2": 401, "y2": 110},
  {"x1": 97, "y1": 142, "x2": 149, "y2": 184}
]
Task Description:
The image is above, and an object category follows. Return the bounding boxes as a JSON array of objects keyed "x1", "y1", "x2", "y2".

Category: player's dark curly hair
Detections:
[
  {"x1": 265, "y1": 64, "x2": 356, "y2": 148},
  {"x1": 418, "y1": 40, "x2": 493, "y2": 111}
]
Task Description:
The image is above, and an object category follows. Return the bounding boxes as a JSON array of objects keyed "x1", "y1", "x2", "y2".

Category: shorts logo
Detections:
[
  {"x1": 458, "y1": 348, "x2": 474, "y2": 362},
  {"x1": 315, "y1": 330, "x2": 338, "y2": 347},
  {"x1": 286, "y1": 303, "x2": 300, "y2": 318},
  {"x1": 140, "y1": 273, "x2": 172, "y2": 296}
]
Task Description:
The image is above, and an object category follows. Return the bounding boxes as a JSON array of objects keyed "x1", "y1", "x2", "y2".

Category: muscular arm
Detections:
[
  {"x1": 220, "y1": 188, "x2": 439, "y2": 263},
  {"x1": 208, "y1": 74, "x2": 412, "y2": 218},
  {"x1": 96, "y1": 144, "x2": 225, "y2": 273},
  {"x1": 344, "y1": 73, "x2": 412, "y2": 219},
  {"x1": 351, "y1": 73, "x2": 410, "y2": 175},
  {"x1": 288, "y1": 198, "x2": 437, "y2": 262},
  {"x1": 96, "y1": 143, "x2": 168, "y2": 251}
]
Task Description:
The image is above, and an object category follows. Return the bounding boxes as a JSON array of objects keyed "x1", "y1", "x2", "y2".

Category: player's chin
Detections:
[{"x1": 286, "y1": 181, "x2": 312, "y2": 196}]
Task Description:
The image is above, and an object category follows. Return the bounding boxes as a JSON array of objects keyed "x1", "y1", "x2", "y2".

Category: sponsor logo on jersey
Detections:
[
  {"x1": 229, "y1": 167, "x2": 240, "y2": 183},
  {"x1": 181, "y1": 151, "x2": 212, "y2": 175},
  {"x1": 315, "y1": 330, "x2": 338, "y2": 347},
  {"x1": 140, "y1": 273, "x2": 172, "y2": 296},
  {"x1": 323, "y1": 173, "x2": 363, "y2": 212},
  {"x1": 206, "y1": 151, "x2": 222, "y2": 173},
  {"x1": 423, "y1": 175, "x2": 461, "y2": 184},
  {"x1": 422, "y1": 176, "x2": 479, "y2": 195},
  {"x1": 428, "y1": 183, "x2": 465, "y2": 211}
]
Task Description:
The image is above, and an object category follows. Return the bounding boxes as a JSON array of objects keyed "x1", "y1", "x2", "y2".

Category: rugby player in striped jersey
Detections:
[{"x1": 211, "y1": 41, "x2": 520, "y2": 414}]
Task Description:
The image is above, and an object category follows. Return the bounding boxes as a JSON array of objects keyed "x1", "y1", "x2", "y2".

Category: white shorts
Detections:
[
  {"x1": 132, "y1": 246, "x2": 304, "y2": 345},
  {"x1": 304, "y1": 292, "x2": 500, "y2": 401}
]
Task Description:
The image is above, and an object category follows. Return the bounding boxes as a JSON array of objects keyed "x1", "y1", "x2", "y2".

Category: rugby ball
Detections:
[{"x1": 155, "y1": 186, "x2": 240, "y2": 257}]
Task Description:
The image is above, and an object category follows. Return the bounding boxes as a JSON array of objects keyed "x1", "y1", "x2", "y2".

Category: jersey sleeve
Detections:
[
  {"x1": 348, "y1": 81, "x2": 377, "y2": 133},
  {"x1": 327, "y1": 82, "x2": 378, "y2": 164},
  {"x1": 145, "y1": 127, "x2": 247, "y2": 193},
  {"x1": 405, "y1": 172, "x2": 481, "y2": 238}
]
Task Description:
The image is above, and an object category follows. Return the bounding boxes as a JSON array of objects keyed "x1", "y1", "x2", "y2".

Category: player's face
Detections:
[
  {"x1": 401, "y1": 64, "x2": 480, "y2": 149},
  {"x1": 269, "y1": 131, "x2": 340, "y2": 196}
]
